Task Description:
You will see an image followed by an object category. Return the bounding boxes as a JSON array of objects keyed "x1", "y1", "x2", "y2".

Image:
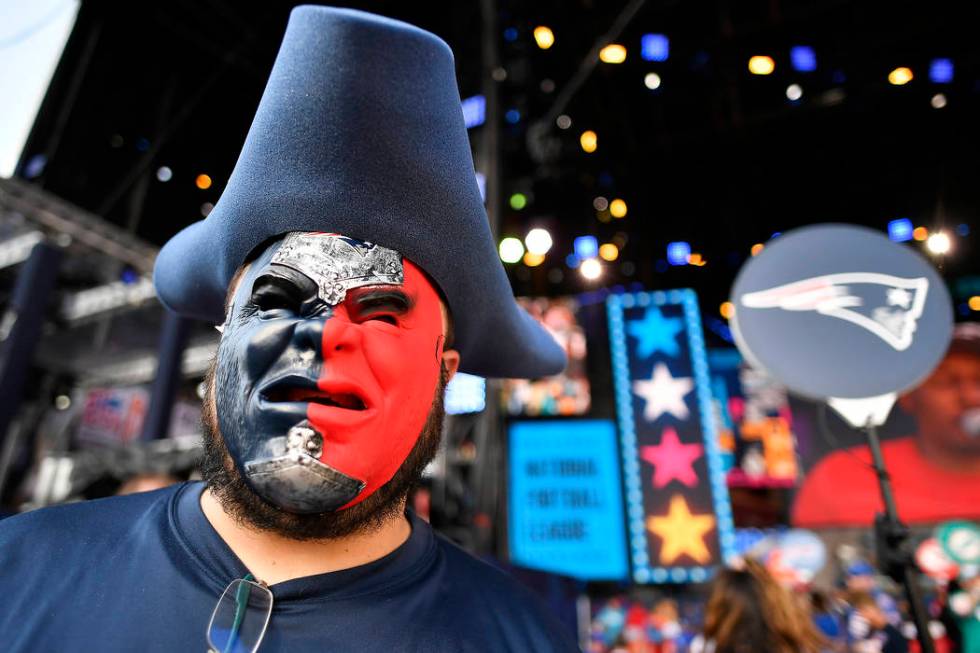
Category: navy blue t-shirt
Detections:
[{"x1": 0, "y1": 482, "x2": 578, "y2": 652}]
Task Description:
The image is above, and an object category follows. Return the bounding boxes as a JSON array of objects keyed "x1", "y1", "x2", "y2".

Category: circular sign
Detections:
[
  {"x1": 936, "y1": 520, "x2": 980, "y2": 565},
  {"x1": 730, "y1": 224, "x2": 953, "y2": 399},
  {"x1": 915, "y1": 537, "x2": 959, "y2": 581},
  {"x1": 774, "y1": 529, "x2": 827, "y2": 583}
]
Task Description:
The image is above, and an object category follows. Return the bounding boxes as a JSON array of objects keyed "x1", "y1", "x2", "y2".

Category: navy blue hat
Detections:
[{"x1": 153, "y1": 6, "x2": 565, "y2": 379}]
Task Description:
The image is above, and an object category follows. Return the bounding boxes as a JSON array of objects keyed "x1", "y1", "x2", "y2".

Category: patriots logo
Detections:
[{"x1": 739, "y1": 272, "x2": 929, "y2": 351}]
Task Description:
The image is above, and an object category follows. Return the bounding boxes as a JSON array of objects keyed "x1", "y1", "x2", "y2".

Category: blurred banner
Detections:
[
  {"x1": 507, "y1": 419, "x2": 628, "y2": 581},
  {"x1": 503, "y1": 297, "x2": 590, "y2": 416},
  {"x1": 707, "y1": 349, "x2": 799, "y2": 487},
  {"x1": 607, "y1": 289, "x2": 735, "y2": 584}
]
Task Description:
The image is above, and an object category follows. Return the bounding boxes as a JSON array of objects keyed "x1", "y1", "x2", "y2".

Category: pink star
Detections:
[{"x1": 640, "y1": 427, "x2": 703, "y2": 488}]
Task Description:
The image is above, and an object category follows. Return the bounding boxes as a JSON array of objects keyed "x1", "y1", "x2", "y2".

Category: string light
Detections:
[
  {"x1": 580, "y1": 130, "x2": 598, "y2": 153},
  {"x1": 748, "y1": 56, "x2": 775, "y2": 75},
  {"x1": 888, "y1": 67, "x2": 913, "y2": 86},
  {"x1": 599, "y1": 44, "x2": 627, "y2": 64},
  {"x1": 533, "y1": 26, "x2": 555, "y2": 50}
]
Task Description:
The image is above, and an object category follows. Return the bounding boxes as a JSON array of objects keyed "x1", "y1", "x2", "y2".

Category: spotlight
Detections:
[{"x1": 580, "y1": 258, "x2": 602, "y2": 280}]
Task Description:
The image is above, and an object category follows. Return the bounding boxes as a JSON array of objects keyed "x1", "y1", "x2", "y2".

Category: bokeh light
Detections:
[
  {"x1": 748, "y1": 56, "x2": 775, "y2": 75},
  {"x1": 888, "y1": 67, "x2": 913, "y2": 85},
  {"x1": 599, "y1": 44, "x2": 627, "y2": 64},
  {"x1": 580, "y1": 130, "x2": 598, "y2": 153},
  {"x1": 525, "y1": 228, "x2": 553, "y2": 255},
  {"x1": 610, "y1": 198, "x2": 628, "y2": 218},
  {"x1": 195, "y1": 174, "x2": 212, "y2": 190},
  {"x1": 499, "y1": 237, "x2": 524, "y2": 263},
  {"x1": 599, "y1": 243, "x2": 619, "y2": 261},
  {"x1": 580, "y1": 258, "x2": 602, "y2": 280},
  {"x1": 533, "y1": 26, "x2": 555, "y2": 50}
]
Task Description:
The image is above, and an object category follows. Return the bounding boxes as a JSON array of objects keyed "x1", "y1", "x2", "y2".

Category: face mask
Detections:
[{"x1": 216, "y1": 233, "x2": 445, "y2": 513}]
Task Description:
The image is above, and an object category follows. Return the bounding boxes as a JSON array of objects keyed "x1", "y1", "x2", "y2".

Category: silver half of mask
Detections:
[
  {"x1": 243, "y1": 421, "x2": 366, "y2": 513},
  {"x1": 270, "y1": 232, "x2": 404, "y2": 305}
]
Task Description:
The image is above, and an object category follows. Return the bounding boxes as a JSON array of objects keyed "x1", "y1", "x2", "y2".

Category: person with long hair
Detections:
[{"x1": 691, "y1": 558, "x2": 826, "y2": 653}]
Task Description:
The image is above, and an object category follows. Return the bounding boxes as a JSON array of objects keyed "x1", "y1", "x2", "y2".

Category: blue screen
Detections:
[{"x1": 508, "y1": 419, "x2": 628, "y2": 581}]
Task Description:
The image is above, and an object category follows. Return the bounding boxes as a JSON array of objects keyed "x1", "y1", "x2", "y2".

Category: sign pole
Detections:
[{"x1": 863, "y1": 420, "x2": 935, "y2": 653}]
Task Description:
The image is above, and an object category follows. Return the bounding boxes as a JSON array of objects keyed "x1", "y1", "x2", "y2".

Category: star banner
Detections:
[{"x1": 607, "y1": 290, "x2": 735, "y2": 584}]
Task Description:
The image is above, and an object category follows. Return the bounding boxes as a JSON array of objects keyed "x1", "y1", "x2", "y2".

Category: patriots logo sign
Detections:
[{"x1": 739, "y1": 272, "x2": 928, "y2": 352}]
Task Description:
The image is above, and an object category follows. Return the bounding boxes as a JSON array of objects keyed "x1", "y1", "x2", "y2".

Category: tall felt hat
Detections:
[{"x1": 153, "y1": 5, "x2": 565, "y2": 379}]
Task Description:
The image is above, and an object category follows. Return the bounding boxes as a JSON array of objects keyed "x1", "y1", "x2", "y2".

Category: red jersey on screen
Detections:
[{"x1": 792, "y1": 437, "x2": 980, "y2": 527}]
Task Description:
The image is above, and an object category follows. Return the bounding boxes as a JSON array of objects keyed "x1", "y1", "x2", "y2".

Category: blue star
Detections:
[{"x1": 626, "y1": 307, "x2": 684, "y2": 358}]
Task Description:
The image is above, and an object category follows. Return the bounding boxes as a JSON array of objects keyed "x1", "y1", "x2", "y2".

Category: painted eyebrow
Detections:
[{"x1": 351, "y1": 288, "x2": 413, "y2": 312}]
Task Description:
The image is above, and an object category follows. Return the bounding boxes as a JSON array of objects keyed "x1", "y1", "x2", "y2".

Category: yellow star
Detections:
[{"x1": 646, "y1": 495, "x2": 716, "y2": 565}]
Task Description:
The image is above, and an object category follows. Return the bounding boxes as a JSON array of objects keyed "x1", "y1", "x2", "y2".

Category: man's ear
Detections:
[{"x1": 441, "y1": 349, "x2": 461, "y2": 383}]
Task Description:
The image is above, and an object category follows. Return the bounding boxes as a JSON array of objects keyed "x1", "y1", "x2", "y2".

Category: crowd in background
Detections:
[{"x1": 589, "y1": 557, "x2": 980, "y2": 653}]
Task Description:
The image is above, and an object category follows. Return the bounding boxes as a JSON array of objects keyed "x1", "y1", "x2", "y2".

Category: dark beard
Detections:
[{"x1": 200, "y1": 360, "x2": 447, "y2": 541}]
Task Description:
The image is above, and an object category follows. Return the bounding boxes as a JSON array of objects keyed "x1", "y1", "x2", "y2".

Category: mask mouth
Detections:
[
  {"x1": 244, "y1": 421, "x2": 366, "y2": 513},
  {"x1": 259, "y1": 374, "x2": 369, "y2": 411}
]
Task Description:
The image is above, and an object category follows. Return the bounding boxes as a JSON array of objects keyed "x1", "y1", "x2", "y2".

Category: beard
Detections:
[{"x1": 199, "y1": 359, "x2": 447, "y2": 541}]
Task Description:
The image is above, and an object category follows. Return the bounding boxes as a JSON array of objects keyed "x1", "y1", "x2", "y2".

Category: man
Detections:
[
  {"x1": 793, "y1": 323, "x2": 980, "y2": 527},
  {"x1": 0, "y1": 7, "x2": 575, "y2": 651},
  {"x1": 849, "y1": 591, "x2": 910, "y2": 653}
]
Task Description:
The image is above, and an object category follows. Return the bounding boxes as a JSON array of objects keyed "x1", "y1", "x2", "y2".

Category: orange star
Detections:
[{"x1": 646, "y1": 495, "x2": 716, "y2": 565}]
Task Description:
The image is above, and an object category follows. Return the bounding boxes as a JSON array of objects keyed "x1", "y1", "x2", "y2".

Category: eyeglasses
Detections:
[{"x1": 207, "y1": 574, "x2": 273, "y2": 653}]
